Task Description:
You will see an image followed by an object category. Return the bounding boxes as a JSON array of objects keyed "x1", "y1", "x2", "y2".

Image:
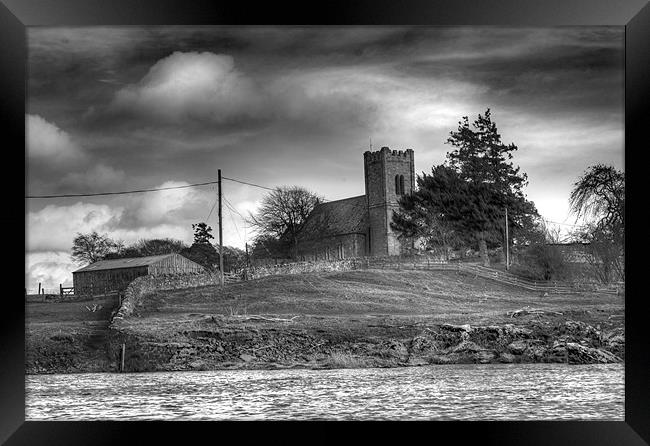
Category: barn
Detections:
[{"x1": 72, "y1": 253, "x2": 205, "y2": 296}]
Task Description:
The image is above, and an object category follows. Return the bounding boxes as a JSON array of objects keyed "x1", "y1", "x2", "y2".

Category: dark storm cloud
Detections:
[{"x1": 402, "y1": 28, "x2": 623, "y2": 115}]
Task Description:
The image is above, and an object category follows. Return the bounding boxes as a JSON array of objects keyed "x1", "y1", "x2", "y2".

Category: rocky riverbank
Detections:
[
  {"x1": 24, "y1": 313, "x2": 623, "y2": 374},
  {"x1": 107, "y1": 315, "x2": 624, "y2": 373}
]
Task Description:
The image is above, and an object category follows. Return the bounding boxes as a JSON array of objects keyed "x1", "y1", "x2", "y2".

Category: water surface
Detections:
[{"x1": 26, "y1": 363, "x2": 624, "y2": 420}]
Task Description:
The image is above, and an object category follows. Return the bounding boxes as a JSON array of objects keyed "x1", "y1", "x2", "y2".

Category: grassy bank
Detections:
[{"x1": 26, "y1": 269, "x2": 625, "y2": 373}]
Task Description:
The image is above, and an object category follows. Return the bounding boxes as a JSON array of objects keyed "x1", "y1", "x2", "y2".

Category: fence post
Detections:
[{"x1": 120, "y1": 343, "x2": 126, "y2": 372}]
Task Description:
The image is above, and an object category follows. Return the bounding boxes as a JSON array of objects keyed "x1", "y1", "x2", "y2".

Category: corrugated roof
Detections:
[
  {"x1": 72, "y1": 254, "x2": 176, "y2": 273},
  {"x1": 298, "y1": 195, "x2": 367, "y2": 241}
]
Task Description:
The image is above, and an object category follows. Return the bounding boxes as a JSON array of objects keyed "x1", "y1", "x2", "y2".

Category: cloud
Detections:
[
  {"x1": 25, "y1": 251, "x2": 77, "y2": 291},
  {"x1": 26, "y1": 114, "x2": 84, "y2": 164},
  {"x1": 27, "y1": 202, "x2": 122, "y2": 253},
  {"x1": 60, "y1": 164, "x2": 127, "y2": 192},
  {"x1": 111, "y1": 51, "x2": 265, "y2": 124},
  {"x1": 117, "y1": 180, "x2": 213, "y2": 228},
  {"x1": 26, "y1": 180, "x2": 216, "y2": 252}
]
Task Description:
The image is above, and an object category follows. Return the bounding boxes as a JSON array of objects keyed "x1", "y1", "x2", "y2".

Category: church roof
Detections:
[{"x1": 298, "y1": 195, "x2": 367, "y2": 241}]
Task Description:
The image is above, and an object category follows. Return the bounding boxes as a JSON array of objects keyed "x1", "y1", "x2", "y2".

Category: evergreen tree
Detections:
[
  {"x1": 393, "y1": 109, "x2": 538, "y2": 266},
  {"x1": 444, "y1": 109, "x2": 538, "y2": 265},
  {"x1": 179, "y1": 222, "x2": 219, "y2": 271},
  {"x1": 192, "y1": 222, "x2": 214, "y2": 245}
]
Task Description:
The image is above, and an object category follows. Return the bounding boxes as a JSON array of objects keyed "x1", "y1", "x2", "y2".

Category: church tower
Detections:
[{"x1": 363, "y1": 146, "x2": 415, "y2": 256}]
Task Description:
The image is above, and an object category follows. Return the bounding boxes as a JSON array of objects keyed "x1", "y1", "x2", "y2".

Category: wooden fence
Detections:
[{"x1": 60, "y1": 284, "x2": 75, "y2": 297}]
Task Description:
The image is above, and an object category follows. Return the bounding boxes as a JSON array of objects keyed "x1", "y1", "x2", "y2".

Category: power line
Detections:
[
  {"x1": 26, "y1": 171, "x2": 336, "y2": 206},
  {"x1": 205, "y1": 195, "x2": 219, "y2": 223},
  {"x1": 222, "y1": 176, "x2": 276, "y2": 191},
  {"x1": 223, "y1": 195, "x2": 244, "y2": 244},
  {"x1": 26, "y1": 180, "x2": 220, "y2": 199},
  {"x1": 26, "y1": 174, "x2": 286, "y2": 199},
  {"x1": 542, "y1": 219, "x2": 582, "y2": 228},
  {"x1": 223, "y1": 196, "x2": 245, "y2": 220}
]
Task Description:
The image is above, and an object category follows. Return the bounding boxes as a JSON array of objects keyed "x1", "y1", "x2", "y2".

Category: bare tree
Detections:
[
  {"x1": 569, "y1": 164, "x2": 624, "y2": 235},
  {"x1": 569, "y1": 164, "x2": 625, "y2": 284},
  {"x1": 248, "y1": 186, "x2": 323, "y2": 259},
  {"x1": 71, "y1": 231, "x2": 120, "y2": 265}
]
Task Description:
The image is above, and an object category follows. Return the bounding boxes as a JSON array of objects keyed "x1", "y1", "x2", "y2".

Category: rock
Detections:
[
  {"x1": 564, "y1": 320, "x2": 599, "y2": 338},
  {"x1": 189, "y1": 360, "x2": 207, "y2": 369},
  {"x1": 525, "y1": 345, "x2": 548, "y2": 360},
  {"x1": 565, "y1": 343, "x2": 622, "y2": 364},
  {"x1": 503, "y1": 324, "x2": 532, "y2": 337},
  {"x1": 499, "y1": 352, "x2": 516, "y2": 363},
  {"x1": 507, "y1": 340, "x2": 528, "y2": 355},
  {"x1": 239, "y1": 354, "x2": 255, "y2": 362},
  {"x1": 450, "y1": 340, "x2": 482, "y2": 353},
  {"x1": 474, "y1": 350, "x2": 496, "y2": 363},
  {"x1": 601, "y1": 328, "x2": 625, "y2": 348},
  {"x1": 441, "y1": 323, "x2": 472, "y2": 332}
]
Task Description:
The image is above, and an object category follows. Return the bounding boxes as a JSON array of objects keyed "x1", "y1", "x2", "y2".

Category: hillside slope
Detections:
[
  {"x1": 135, "y1": 269, "x2": 621, "y2": 324},
  {"x1": 26, "y1": 269, "x2": 624, "y2": 373}
]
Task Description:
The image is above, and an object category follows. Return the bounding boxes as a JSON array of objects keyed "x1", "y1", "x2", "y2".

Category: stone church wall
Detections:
[{"x1": 297, "y1": 233, "x2": 366, "y2": 261}]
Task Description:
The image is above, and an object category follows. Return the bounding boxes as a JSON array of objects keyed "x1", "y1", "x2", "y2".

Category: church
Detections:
[{"x1": 297, "y1": 146, "x2": 415, "y2": 260}]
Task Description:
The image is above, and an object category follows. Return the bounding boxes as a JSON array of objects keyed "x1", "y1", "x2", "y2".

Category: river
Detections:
[{"x1": 25, "y1": 363, "x2": 624, "y2": 420}]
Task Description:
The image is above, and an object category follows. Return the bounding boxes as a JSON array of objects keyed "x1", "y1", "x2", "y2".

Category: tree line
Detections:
[{"x1": 71, "y1": 222, "x2": 247, "y2": 273}]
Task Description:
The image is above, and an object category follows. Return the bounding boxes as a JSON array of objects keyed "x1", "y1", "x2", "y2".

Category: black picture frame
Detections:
[{"x1": 4, "y1": 0, "x2": 648, "y2": 444}]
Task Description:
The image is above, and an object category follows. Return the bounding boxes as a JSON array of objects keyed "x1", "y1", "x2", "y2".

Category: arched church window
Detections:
[
  {"x1": 399, "y1": 175, "x2": 405, "y2": 195},
  {"x1": 395, "y1": 175, "x2": 400, "y2": 195}
]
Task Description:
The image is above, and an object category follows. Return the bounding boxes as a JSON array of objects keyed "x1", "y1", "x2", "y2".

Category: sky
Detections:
[{"x1": 25, "y1": 26, "x2": 624, "y2": 291}]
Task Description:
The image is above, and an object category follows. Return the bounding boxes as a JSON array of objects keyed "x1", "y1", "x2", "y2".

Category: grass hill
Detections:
[{"x1": 138, "y1": 269, "x2": 621, "y2": 324}]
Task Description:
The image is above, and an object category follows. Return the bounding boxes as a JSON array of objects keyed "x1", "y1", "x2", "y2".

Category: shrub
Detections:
[{"x1": 511, "y1": 244, "x2": 567, "y2": 281}]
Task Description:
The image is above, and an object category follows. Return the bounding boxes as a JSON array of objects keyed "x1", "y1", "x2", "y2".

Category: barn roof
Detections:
[
  {"x1": 298, "y1": 195, "x2": 367, "y2": 241},
  {"x1": 73, "y1": 253, "x2": 178, "y2": 273}
]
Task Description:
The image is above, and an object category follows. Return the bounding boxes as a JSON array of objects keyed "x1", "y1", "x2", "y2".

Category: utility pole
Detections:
[
  {"x1": 505, "y1": 207, "x2": 510, "y2": 271},
  {"x1": 218, "y1": 169, "x2": 224, "y2": 289},
  {"x1": 245, "y1": 242, "x2": 250, "y2": 269}
]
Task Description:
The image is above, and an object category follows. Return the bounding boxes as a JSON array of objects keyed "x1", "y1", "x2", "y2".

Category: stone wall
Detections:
[
  {"x1": 111, "y1": 272, "x2": 220, "y2": 323},
  {"x1": 248, "y1": 254, "x2": 448, "y2": 280},
  {"x1": 249, "y1": 258, "x2": 364, "y2": 279}
]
